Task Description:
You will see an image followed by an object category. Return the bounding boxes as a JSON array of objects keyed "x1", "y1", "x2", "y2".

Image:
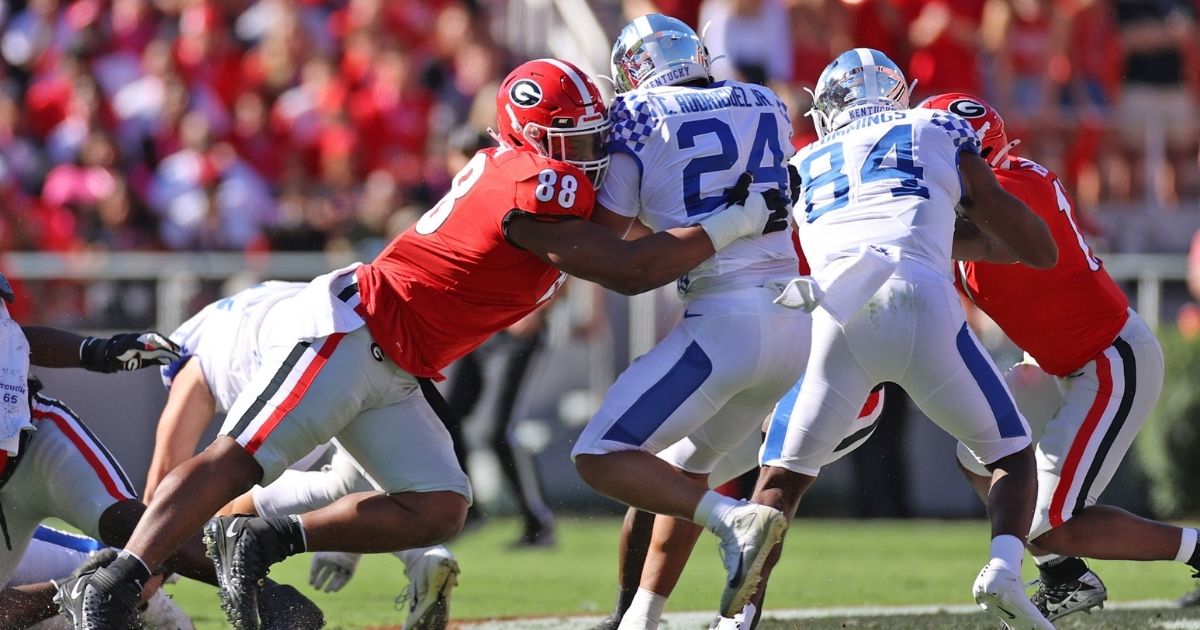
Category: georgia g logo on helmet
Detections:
[
  {"x1": 510, "y1": 79, "x2": 543, "y2": 108},
  {"x1": 948, "y1": 99, "x2": 986, "y2": 119}
]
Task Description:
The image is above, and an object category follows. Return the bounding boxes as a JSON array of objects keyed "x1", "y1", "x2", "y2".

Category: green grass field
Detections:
[{"x1": 164, "y1": 518, "x2": 1200, "y2": 629}]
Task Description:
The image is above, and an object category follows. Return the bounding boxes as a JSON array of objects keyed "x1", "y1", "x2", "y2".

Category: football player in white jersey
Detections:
[
  {"x1": 571, "y1": 14, "x2": 810, "y2": 626},
  {"x1": 738, "y1": 49, "x2": 1059, "y2": 629},
  {"x1": 148, "y1": 281, "x2": 460, "y2": 630}
]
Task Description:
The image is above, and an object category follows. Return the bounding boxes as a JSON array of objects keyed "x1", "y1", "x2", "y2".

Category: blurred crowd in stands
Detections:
[
  {"x1": 0, "y1": 0, "x2": 509, "y2": 259},
  {"x1": 0, "y1": 0, "x2": 1197, "y2": 256}
]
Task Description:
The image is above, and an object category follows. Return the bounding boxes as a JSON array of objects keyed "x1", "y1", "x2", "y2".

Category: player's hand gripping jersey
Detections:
[
  {"x1": 792, "y1": 108, "x2": 981, "y2": 274},
  {"x1": 957, "y1": 158, "x2": 1129, "y2": 376},
  {"x1": 356, "y1": 147, "x2": 593, "y2": 379},
  {"x1": 601, "y1": 80, "x2": 797, "y2": 295}
]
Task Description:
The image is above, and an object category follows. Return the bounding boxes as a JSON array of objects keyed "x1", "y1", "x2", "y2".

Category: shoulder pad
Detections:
[
  {"x1": 608, "y1": 93, "x2": 660, "y2": 155},
  {"x1": 926, "y1": 110, "x2": 982, "y2": 154}
]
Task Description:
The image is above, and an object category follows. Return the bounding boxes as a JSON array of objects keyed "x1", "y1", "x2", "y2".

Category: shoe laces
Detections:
[
  {"x1": 395, "y1": 585, "x2": 415, "y2": 613},
  {"x1": 1031, "y1": 577, "x2": 1082, "y2": 608}
]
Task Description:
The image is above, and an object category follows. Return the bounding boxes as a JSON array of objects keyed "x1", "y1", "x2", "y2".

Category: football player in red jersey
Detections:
[
  {"x1": 923, "y1": 93, "x2": 1197, "y2": 622},
  {"x1": 58, "y1": 58, "x2": 783, "y2": 630}
]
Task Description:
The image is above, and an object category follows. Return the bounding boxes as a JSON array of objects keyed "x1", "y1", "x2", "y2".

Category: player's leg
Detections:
[
  {"x1": 65, "y1": 325, "x2": 379, "y2": 628},
  {"x1": 1017, "y1": 318, "x2": 1179, "y2": 616},
  {"x1": 574, "y1": 293, "x2": 805, "y2": 515},
  {"x1": 288, "y1": 386, "x2": 472, "y2": 550},
  {"x1": 596, "y1": 431, "x2": 762, "y2": 630},
  {"x1": 622, "y1": 404, "x2": 775, "y2": 630},
  {"x1": 1028, "y1": 319, "x2": 1172, "y2": 559},
  {"x1": 594, "y1": 507, "x2": 657, "y2": 630},
  {"x1": 575, "y1": 292, "x2": 807, "y2": 619},
  {"x1": 901, "y1": 311, "x2": 1046, "y2": 628},
  {"x1": 750, "y1": 308, "x2": 878, "y2": 619}
]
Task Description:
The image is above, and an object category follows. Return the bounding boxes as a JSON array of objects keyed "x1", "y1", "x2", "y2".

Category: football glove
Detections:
[
  {"x1": 309, "y1": 551, "x2": 360, "y2": 593},
  {"x1": 80, "y1": 332, "x2": 182, "y2": 373}
]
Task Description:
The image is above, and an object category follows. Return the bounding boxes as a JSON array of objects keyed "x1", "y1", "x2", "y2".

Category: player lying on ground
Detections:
[
  {"x1": 594, "y1": 384, "x2": 884, "y2": 630},
  {"x1": 920, "y1": 92, "x2": 1200, "y2": 622},
  {"x1": 58, "y1": 57, "x2": 785, "y2": 630},
  {"x1": 147, "y1": 280, "x2": 458, "y2": 629},
  {"x1": 11, "y1": 527, "x2": 190, "y2": 629},
  {"x1": 571, "y1": 16, "x2": 817, "y2": 627},
  {"x1": 737, "y1": 49, "x2": 1058, "y2": 630},
  {"x1": 8, "y1": 526, "x2": 313, "y2": 630},
  {"x1": 0, "y1": 287, "x2": 317, "y2": 628}
]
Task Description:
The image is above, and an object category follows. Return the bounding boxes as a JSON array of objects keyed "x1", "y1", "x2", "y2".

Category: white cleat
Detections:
[
  {"x1": 972, "y1": 562, "x2": 1055, "y2": 630},
  {"x1": 715, "y1": 503, "x2": 788, "y2": 617},
  {"x1": 399, "y1": 546, "x2": 460, "y2": 630},
  {"x1": 710, "y1": 603, "x2": 756, "y2": 630},
  {"x1": 140, "y1": 588, "x2": 197, "y2": 630}
]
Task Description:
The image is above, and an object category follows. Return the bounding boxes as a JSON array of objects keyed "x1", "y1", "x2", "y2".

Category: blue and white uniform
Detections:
[
  {"x1": 762, "y1": 108, "x2": 1033, "y2": 475},
  {"x1": 572, "y1": 80, "x2": 809, "y2": 473}
]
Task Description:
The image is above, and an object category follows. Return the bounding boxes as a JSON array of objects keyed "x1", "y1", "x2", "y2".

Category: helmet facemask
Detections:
[{"x1": 509, "y1": 105, "x2": 611, "y2": 186}]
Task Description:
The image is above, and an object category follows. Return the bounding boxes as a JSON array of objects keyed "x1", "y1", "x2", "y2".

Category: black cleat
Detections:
[
  {"x1": 1031, "y1": 569, "x2": 1107, "y2": 621},
  {"x1": 590, "y1": 613, "x2": 622, "y2": 630},
  {"x1": 204, "y1": 515, "x2": 294, "y2": 630},
  {"x1": 259, "y1": 583, "x2": 325, "y2": 630},
  {"x1": 54, "y1": 553, "x2": 144, "y2": 630}
]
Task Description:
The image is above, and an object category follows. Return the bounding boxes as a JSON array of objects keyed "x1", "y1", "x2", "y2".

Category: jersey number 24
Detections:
[{"x1": 678, "y1": 112, "x2": 788, "y2": 217}]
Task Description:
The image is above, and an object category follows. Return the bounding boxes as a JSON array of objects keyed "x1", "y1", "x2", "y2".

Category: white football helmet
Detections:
[
  {"x1": 610, "y1": 14, "x2": 712, "y2": 94},
  {"x1": 808, "y1": 48, "x2": 916, "y2": 138}
]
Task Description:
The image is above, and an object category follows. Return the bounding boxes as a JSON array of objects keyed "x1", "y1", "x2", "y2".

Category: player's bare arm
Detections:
[
  {"x1": 144, "y1": 358, "x2": 217, "y2": 500},
  {"x1": 22, "y1": 326, "x2": 181, "y2": 372},
  {"x1": 590, "y1": 204, "x2": 638, "y2": 238},
  {"x1": 958, "y1": 151, "x2": 1058, "y2": 269},
  {"x1": 506, "y1": 213, "x2": 721, "y2": 295},
  {"x1": 952, "y1": 216, "x2": 1019, "y2": 264}
]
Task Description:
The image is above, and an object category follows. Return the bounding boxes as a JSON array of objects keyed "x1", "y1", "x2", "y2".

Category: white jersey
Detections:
[
  {"x1": 163, "y1": 282, "x2": 304, "y2": 412},
  {"x1": 599, "y1": 80, "x2": 798, "y2": 297},
  {"x1": 790, "y1": 108, "x2": 981, "y2": 276}
]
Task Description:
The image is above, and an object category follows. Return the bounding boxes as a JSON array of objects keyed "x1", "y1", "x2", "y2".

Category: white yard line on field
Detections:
[{"x1": 458, "y1": 599, "x2": 1179, "y2": 629}]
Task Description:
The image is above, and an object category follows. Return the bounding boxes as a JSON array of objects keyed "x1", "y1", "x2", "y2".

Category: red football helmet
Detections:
[
  {"x1": 917, "y1": 92, "x2": 1020, "y2": 167},
  {"x1": 495, "y1": 59, "x2": 610, "y2": 185}
]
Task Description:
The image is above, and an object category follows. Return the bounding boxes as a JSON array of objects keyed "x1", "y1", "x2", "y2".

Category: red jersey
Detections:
[
  {"x1": 356, "y1": 147, "x2": 593, "y2": 379},
  {"x1": 956, "y1": 158, "x2": 1128, "y2": 376}
]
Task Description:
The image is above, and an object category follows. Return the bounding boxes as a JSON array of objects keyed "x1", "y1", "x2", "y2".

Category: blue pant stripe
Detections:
[
  {"x1": 761, "y1": 377, "x2": 803, "y2": 463},
  {"x1": 33, "y1": 525, "x2": 104, "y2": 553},
  {"x1": 955, "y1": 323, "x2": 1025, "y2": 438},
  {"x1": 601, "y1": 341, "x2": 713, "y2": 446}
]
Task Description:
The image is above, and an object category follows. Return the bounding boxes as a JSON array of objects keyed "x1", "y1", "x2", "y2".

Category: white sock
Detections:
[
  {"x1": 694, "y1": 490, "x2": 741, "y2": 532},
  {"x1": 989, "y1": 534, "x2": 1025, "y2": 574},
  {"x1": 1176, "y1": 528, "x2": 1198, "y2": 563},
  {"x1": 617, "y1": 587, "x2": 666, "y2": 630},
  {"x1": 1032, "y1": 552, "x2": 1061, "y2": 567}
]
